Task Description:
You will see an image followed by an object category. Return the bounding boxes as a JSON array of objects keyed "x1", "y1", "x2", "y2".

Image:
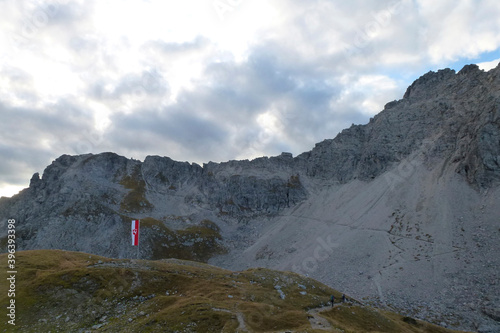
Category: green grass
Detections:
[
  {"x1": 0, "y1": 250, "x2": 329, "y2": 332},
  {"x1": 119, "y1": 165, "x2": 153, "y2": 212},
  {"x1": 287, "y1": 174, "x2": 302, "y2": 188},
  {"x1": 320, "y1": 304, "x2": 468, "y2": 333},
  {"x1": 0, "y1": 236, "x2": 7, "y2": 250},
  {"x1": 0, "y1": 250, "x2": 471, "y2": 333},
  {"x1": 123, "y1": 217, "x2": 227, "y2": 262}
]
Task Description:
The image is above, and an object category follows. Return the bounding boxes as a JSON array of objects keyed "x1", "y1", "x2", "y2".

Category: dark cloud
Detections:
[
  {"x1": 89, "y1": 69, "x2": 169, "y2": 101},
  {"x1": 107, "y1": 105, "x2": 230, "y2": 162},
  {"x1": 0, "y1": 144, "x2": 47, "y2": 184},
  {"x1": 0, "y1": 99, "x2": 95, "y2": 188},
  {"x1": 103, "y1": 44, "x2": 371, "y2": 162},
  {"x1": 0, "y1": 100, "x2": 91, "y2": 144},
  {"x1": 0, "y1": 66, "x2": 38, "y2": 104},
  {"x1": 3, "y1": 0, "x2": 499, "y2": 196}
]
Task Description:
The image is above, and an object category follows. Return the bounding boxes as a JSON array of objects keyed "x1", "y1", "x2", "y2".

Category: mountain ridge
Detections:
[{"x1": 1, "y1": 63, "x2": 500, "y2": 332}]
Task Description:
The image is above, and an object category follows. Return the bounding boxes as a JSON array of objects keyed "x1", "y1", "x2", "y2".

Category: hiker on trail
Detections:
[
  {"x1": 342, "y1": 294, "x2": 346, "y2": 303},
  {"x1": 330, "y1": 295, "x2": 335, "y2": 307}
]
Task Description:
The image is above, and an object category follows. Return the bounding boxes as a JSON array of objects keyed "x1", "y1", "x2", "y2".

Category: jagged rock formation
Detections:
[
  {"x1": 297, "y1": 64, "x2": 500, "y2": 187},
  {"x1": 1, "y1": 63, "x2": 500, "y2": 332}
]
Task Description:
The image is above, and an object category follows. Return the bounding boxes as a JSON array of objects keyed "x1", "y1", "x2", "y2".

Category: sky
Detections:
[{"x1": 1, "y1": 0, "x2": 500, "y2": 198}]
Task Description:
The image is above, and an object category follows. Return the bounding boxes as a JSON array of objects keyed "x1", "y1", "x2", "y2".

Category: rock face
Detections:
[
  {"x1": 1, "y1": 63, "x2": 500, "y2": 331},
  {"x1": 297, "y1": 64, "x2": 500, "y2": 187}
]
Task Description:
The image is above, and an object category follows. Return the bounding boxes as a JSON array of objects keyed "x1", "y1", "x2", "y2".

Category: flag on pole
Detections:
[{"x1": 131, "y1": 220, "x2": 140, "y2": 246}]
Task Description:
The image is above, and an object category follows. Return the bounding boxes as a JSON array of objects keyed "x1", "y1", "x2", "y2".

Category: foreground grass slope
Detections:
[{"x1": 0, "y1": 250, "x2": 470, "y2": 332}]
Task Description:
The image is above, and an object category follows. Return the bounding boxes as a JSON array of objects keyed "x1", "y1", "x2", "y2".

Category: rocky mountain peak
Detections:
[
  {"x1": 403, "y1": 67, "x2": 456, "y2": 99},
  {"x1": 1, "y1": 63, "x2": 499, "y2": 331},
  {"x1": 298, "y1": 64, "x2": 500, "y2": 188}
]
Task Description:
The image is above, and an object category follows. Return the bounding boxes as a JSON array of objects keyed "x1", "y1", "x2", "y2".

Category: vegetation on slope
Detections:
[
  {"x1": 136, "y1": 217, "x2": 227, "y2": 262},
  {"x1": 320, "y1": 305, "x2": 460, "y2": 333},
  {"x1": 119, "y1": 165, "x2": 153, "y2": 212},
  {"x1": 0, "y1": 250, "x2": 471, "y2": 333}
]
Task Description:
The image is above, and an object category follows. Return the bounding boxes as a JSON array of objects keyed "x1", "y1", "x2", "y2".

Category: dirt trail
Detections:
[
  {"x1": 235, "y1": 311, "x2": 249, "y2": 332},
  {"x1": 214, "y1": 308, "x2": 249, "y2": 332},
  {"x1": 216, "y1": 304, "x2": 339, "y2": 332},
  {"x1": 307, "y1": 305, "x2": 338, "y2": 331}
]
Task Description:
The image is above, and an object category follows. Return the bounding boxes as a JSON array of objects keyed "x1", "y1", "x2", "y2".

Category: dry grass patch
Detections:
[
  {"x1": 0, "y1": 250, "x2": 471, "y2": 333},
  {"x1": 119, "y1": 165, "x2": 153, "y2": 212},
  {"x1": 320, "y1": 304, "x2": 472, "y2": 333}
]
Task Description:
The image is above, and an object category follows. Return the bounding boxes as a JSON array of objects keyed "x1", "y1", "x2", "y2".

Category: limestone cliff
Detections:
[{"x1": 1, "y1": 63, "x2": 500, "y2": 332}]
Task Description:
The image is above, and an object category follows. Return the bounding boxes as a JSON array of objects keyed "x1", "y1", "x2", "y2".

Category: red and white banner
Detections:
[{"x1": 131, "y1": 220, "x2": 139, "y2": 246}]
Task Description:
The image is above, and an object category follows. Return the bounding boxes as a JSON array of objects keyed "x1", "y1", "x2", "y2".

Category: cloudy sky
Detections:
[{"x1": 1, "y1": 0, "x2": 500, "y2": 197}]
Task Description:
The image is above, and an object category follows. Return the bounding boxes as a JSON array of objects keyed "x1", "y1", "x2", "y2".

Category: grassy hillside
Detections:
[
  {"x1": 0, "y1": 250, "x2": 471, "y2": 332},
  {"x1": 129, "y1": 217, "x2": 227, "y2": 262}
]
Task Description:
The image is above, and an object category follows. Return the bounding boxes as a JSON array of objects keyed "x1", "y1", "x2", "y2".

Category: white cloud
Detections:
[
  {"x1": 0, "y1": 184, "x2": 26, "y2": 198},
  {"x1": 417, "y1": 0, "x2": 500, "y2": 64},
  {"x1": 478, "y1": 58, "x2": 500, "y2": 71},
  {"x1": 1, "y1": 0, "x2": 500, "y2": 196}
]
